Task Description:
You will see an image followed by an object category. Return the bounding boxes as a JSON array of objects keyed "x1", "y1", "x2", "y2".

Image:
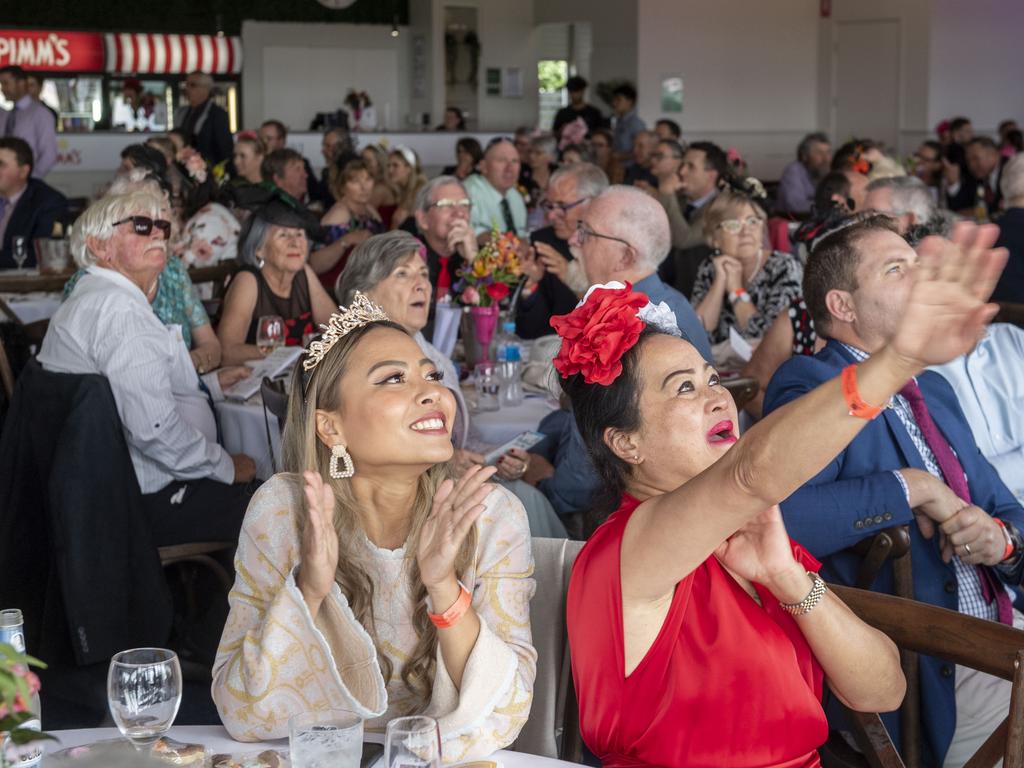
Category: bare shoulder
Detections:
[{"x1": 321, "y1": 202, "x2": 353, "y2": 227}]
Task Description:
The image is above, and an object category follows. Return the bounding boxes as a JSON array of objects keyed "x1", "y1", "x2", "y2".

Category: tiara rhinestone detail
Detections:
[{"x1": 302, "y1": 292, "x2": 390, "y2": 372}]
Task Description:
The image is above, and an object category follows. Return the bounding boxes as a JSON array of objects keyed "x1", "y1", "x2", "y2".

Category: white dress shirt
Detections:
[
  {"x1": 38, "y1": 266, "x2": 234, "y2": 493},
  {"x1": 933, "y1": 324, "x2": 1024, "y2": 504}
]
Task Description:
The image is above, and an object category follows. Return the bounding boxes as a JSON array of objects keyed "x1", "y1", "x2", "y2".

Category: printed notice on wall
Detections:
[{"x1": 661, "y1": 75, "x2": 684, "y2": 113}]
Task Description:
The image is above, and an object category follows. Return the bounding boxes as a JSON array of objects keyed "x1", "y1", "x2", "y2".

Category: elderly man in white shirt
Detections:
[
  {"x1": 38, "y1": 189, "x2": 257, "y2": 546},
  {"x1": 463, "y1": 137, "x2": 528, "y2": 237}
]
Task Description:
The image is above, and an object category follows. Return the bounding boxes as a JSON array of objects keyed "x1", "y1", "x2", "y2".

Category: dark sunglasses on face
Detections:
[{"x1": 112, "y1": 216, "x2": 172, "y2": 239}]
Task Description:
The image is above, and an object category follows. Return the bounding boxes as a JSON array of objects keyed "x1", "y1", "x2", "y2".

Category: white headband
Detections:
[{"x1": 393, "y1": 145, "x2": 418, "y2": 170}]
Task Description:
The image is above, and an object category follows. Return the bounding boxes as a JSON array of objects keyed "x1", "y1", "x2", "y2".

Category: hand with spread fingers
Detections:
[
  {"x1": 297, "y1": 470, "x2": 339, "y2": 617},
  {"x1": 939, "y1": 505, "x2": 1007, "y2": 566},
  {"x1": 417, "y1": 464, "x2": 497, "y2": 589},
  {"x1": 891, "y1": 221, "x2": 1007, "y2": 368}
]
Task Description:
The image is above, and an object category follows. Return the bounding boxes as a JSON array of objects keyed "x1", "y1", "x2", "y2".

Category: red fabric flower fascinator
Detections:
[{"x1": 549, "y1": 282, "x2": 651, "y2": 386}]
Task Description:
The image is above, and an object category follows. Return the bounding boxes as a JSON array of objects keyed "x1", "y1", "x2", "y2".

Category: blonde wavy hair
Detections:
[
  {"x1": 389, "y1": 149, "x2": 428, "y2": 213},
  {"x1": 281, "y1": 320, "x2": 477, "y2": 710}
]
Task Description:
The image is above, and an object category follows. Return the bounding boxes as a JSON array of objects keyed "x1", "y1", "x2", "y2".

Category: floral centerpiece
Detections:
[
  {"x1": 454, "y1": 227, "x2": 522, "y2": 307},
  {"x1": 0, "y1": 642, "x2": 51, "y2": 767},
  {"x1": 454, "y1": 228, "x2": 522, "y2": 365}
]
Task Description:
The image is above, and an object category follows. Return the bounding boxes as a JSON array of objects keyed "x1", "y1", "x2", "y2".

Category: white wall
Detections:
[
  {"x1": 636, "y1": 0, "x2": 819, "y2": 178},
  {"x1": 927, "y1": 0, "x2": 1024, "y2": 133},
  {"x1": 534, "y1": 0, "x2": 638, "y2": 97},
  {"x1": 471, "y1": 0, "x2": 540, "y2": 130},
  {"x1": 241, "y1": 21, "x2": 412, "y2": 131}
]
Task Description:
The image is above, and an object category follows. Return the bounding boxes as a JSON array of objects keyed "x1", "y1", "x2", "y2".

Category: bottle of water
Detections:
[
  {"x1": 500, "y1": 345, "x2": 524, "y2": 407},
  {"x1": 1, "y1": 609, "x2": 43, "y2": 767},
  {"x1": 496, "y1": 321, "x2": 518, "y2": 361}
]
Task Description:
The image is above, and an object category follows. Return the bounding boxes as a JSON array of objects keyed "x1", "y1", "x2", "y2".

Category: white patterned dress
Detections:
[{"x1": 212, "y1": 474, "x2": 537, "y2": 763}]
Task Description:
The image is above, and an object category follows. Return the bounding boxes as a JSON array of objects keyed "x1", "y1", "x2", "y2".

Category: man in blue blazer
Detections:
[
  {"x1": 0, "y1": 137, "x2": 68, "y2": 269},
  {"x1": 764, "y1": 215, "x2": 1024, "y2": 766}
]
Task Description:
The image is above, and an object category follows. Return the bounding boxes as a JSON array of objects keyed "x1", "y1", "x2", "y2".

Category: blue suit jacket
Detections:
[{"x1": 764, "y1": 340, "x2": 1024, "y2": 765}]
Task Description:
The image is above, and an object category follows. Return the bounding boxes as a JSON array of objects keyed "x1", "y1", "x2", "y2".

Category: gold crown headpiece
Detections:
[{"x1": 302, "y1": 292, "x2": 390, "y2": 373}]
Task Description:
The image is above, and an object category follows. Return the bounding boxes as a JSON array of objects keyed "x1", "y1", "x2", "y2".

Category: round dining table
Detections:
[{"x1": 46, "y1": 724, "x2": 580, "y2": 767}]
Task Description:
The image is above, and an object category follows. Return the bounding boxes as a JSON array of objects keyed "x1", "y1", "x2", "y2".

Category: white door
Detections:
[{"x1": 832, "y1": 19, "x2": 901, "y2": 152}]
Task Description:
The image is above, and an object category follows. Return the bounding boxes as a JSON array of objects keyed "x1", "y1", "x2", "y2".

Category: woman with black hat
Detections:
[{"x1": 217, "y1": 199, "x2": 336, "y2": 366}]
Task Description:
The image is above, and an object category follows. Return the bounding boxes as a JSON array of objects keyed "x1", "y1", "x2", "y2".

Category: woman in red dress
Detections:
[{"x1": 552, "y1": 222, "x2": 1004, "y2": 767}]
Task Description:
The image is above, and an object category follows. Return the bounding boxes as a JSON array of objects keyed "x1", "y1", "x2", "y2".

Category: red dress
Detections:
[{"x1": 567, "y1": 495, "x2": 828, "y2": 767}]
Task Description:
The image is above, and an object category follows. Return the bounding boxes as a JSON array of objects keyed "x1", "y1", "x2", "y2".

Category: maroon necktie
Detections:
[{"x1": 899, "y1": 380, "x2": 1013, "y2": 625}]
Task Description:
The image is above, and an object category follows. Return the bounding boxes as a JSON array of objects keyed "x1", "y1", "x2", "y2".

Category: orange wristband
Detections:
[
  {"x1": 841, "y1": 364, "x2": 884, "y2": 420},
  {"x1": 428, "y1": 583, "x2": 472, "y2": 629},
  {"x1": 994, "y1": 519, "x2": 1015, "y2": 562}
]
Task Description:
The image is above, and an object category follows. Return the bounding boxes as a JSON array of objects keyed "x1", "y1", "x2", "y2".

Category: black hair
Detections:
[
  {"x1": 687, "y1": 141, "x2": 730, "y2": 184},
  {"x1": 0, "y1": 137, "x2": 33, "y2": 172},
  {"x1": 445, "y1": 107, "x2": 466, "y2": 129},
  {"x1": 655, "y1": 118, "x2": 681, "y2": 139},
  {"x1": 455, "y1": 136, "x2": 483, "y2": 165},
  {"x1": 0, "y1": 65, "x2": 26, "y2": 81},
  {"x1": 919, "y1": 140, "x2": 943, "y2": 158},
  {"x1": 657, "y1": 138, "x2": 685, "y2": 158},
  {"x1": 121, "y1": 143, "x2": 168, "y2": 176},
  {"x1": 1006, "y1": 130, "x2": 1024, "y2": 153},
  {"x1": 612, "y1": 83, "x2": 637, "y2": 103},
  {"x1": 566, "y1": 75, "x2": 588, "y2": 92},
  {"x1": 813, "y1": 170, "x2": 853, "y2": 214},
  {"x1": 560, "y1": 327, "x2": 675, "y2": 528},
  {"x1": 949, "y1": 116, "x2": 971, "y2": 133}
]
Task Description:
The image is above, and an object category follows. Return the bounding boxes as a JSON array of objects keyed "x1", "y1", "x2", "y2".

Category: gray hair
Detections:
[
  {"x1": 336, "y1": 231, "x2": 424, "y2": 304},
  {"x1": 595, "y1": 185, "x2": 670, "y2": 270},
  {"x1": 530, "y1": 133, "x2": 558, "y2": 159},
  {"x1": 866, "y1": 175, "x2": 937, "y2": 224},
  {"x1": 414, "y1": 174, "x2": 466, "y2": 214},
  {"x1": 238, "y1": 216, "x2": 273, "y2": 267},
  {"x1": 72, "y1": 190, "x2": 164, "y2": 268},
  {"x1": 1002, "y1": 153, "x2": 1024, "y2": 202},
  {"x1": 549, "y1": 162, "x2": 609, "y2": 200},
  {"x1": 797, "y1": 132, "x2": 830, "y2": 161}
]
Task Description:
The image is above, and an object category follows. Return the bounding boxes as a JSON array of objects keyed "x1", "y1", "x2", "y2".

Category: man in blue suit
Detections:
[
  {"x1": 0, "y1": 137, "x2": 67, "y2": 269},
  {"x1": 764, "y1": 215, "x2": 1024, "y2": 766}
]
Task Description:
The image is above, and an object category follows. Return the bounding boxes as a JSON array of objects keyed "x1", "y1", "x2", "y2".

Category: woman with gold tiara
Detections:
[{"x1": 212, "y1": 293, "x2": 537, "y2": 763}]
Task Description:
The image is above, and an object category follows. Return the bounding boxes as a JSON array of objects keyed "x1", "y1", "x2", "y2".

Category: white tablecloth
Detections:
[
  {"x1": 0, "y1": 291, "x2": 62, "y2": 324},
  {"x1": 46, "y1": 725, "x2": 578, "y2": 767},
  {"x1": 216, "y1": 398, "x2": 280, "y2": 480},
  {"x1": 468, "y1": 396, "x2": 558, "y2": 449}
]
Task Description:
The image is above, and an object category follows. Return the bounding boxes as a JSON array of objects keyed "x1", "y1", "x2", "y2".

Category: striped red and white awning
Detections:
[{"x1": 105, "y1": 33, "x2": 242, "y2": 75}]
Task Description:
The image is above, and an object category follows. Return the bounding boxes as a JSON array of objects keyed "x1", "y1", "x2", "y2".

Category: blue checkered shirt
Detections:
[{"x1": 842, "y1": 344, "x2": 996, "y2": 620}]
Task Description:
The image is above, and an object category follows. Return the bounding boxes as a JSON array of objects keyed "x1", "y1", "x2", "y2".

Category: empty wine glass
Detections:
[
  {"x1": 12, "y1": 236, "x2": 28, "y2": 270},
  {"x1": 384, "y1": 716, "x2": 441, "y2": 768},
  {"x1": 257, "y1": 314, "x2": 285, "y2": 356},
  {"x1": 107, "y1": 648, "x2": 182, "y2": 751}
]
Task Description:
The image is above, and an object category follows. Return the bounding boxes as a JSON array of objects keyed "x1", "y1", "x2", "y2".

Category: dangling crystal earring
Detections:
[{"x1": 329, "y1": 443, "x2": 354, "y2": 479}]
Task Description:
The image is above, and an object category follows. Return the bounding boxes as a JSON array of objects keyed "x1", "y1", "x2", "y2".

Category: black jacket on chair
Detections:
[
  {"x1": 0, "y1": 361, "x2": 173, "y2": 668},
  {"x1": 0, "y1": 179, "x2": 69, "y2": 269}
]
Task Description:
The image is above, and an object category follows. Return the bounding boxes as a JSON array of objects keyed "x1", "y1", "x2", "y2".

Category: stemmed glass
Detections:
[
  {"x1": 384, "y1": 716, "x2": 442, "y2": 768},
  {"x1": 12, "y1": 236, "x2": 28, "y2": 270},
  {"x1": 107, "y1": 648, "x2": 182, "y2": 751},
  {"x1": 257, "y1": 314, "x2": 285, "y2": 356}
]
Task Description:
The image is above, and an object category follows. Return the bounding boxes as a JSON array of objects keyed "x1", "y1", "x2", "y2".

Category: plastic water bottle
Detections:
[
  {"x1": 1, "y1": 609, "x2": 43, "y2": 767},
  {"x1": 496, "y1": 321, "x2": 518, "y2": 361},
  {"x1": 500, "y1": 345, "x2": 524, "y2": 407}
]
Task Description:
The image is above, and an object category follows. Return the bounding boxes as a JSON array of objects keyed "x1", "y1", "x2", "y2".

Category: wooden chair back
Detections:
[
  {"x1": 827, "y1": 584, "x2": 1024, "y2": 768},
  {"x1": 0, "y1": 336, "x2": 13, "y2": 401}
]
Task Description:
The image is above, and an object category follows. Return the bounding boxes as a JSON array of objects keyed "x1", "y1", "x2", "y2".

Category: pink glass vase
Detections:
[{"x1": 465, "y1": 304, "x2": 500, "y2": 366}]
